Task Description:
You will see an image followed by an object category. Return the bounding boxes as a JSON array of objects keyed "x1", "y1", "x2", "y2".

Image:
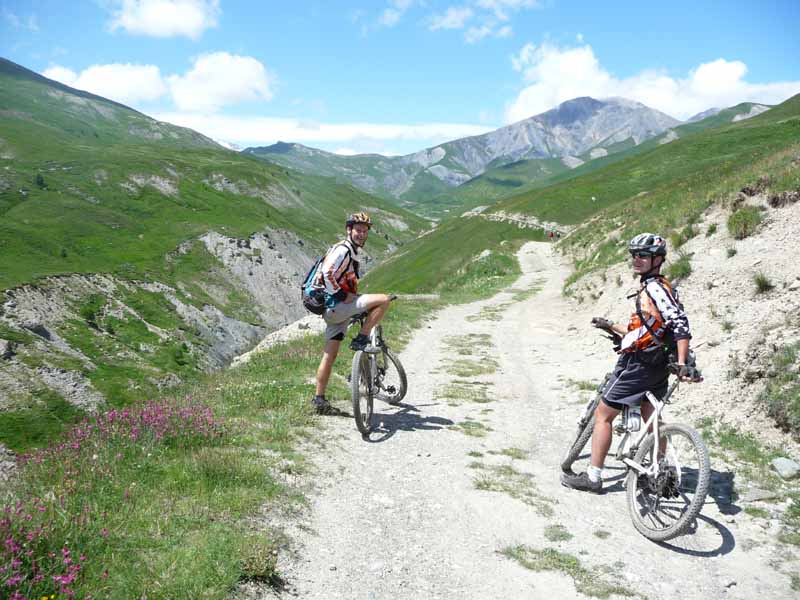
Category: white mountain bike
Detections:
[{"x1": 561, "y1": 331, "x2": 710, "y2": 542}]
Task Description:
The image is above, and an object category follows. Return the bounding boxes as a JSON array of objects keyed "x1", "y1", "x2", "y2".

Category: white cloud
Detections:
[
  {"x1": 167, "y1": 52, "x2": 273, "y2": 112},
  {"x1": 378, "y1": 0, "x2": 416, "y2": 27},
  {"x1": 476, "y1": 0, "x2": 538, "y2": 21},
  {"x1": 153, "y1": 111, "x2": 494, "y2": 152},
  {"x1": 333, "y1": 147, "x2": 359, "y2": 156},
  {"x1": 428, "y1": 6, "x2": 474, "y2": 30},
  {"x1": 465, "y1": 25, "x2": 492, "y2": 43},
  {"x1": 3, "y1": 9, "x2": 39, "y2": 31},
  {"x1": 108, "y1": 0, "x2": 220, "y2": 39},
  {"x1": 427, "y1": 1, "x2": 536, "y2": 42},
  {"x1": 506, "y1": 42, "x2": 800, "y2": 122},
  {"x1": 42, "y1": 63, "x2": 168, "y2": 104}
]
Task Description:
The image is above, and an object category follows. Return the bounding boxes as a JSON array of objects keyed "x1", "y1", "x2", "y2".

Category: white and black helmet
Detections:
[{"x1": 628, "y1": 232, "x2": 667, "y2": 257}]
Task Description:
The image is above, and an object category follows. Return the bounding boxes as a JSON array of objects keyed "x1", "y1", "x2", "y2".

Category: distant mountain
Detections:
[
  {"x1": 687, "y1": 103, "x2": 771, "y2": 125},
  {"x1": 245, "y1": 97, "x2": 681, "y2": 204},
  {"x1": 415, "y1": 101, "x2": 776, "y2": 218},
  {"x1": 687, "y1": 108, "x2": 722, "y2": 122}
]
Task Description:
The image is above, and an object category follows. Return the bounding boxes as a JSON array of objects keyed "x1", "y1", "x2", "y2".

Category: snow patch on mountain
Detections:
[
  {"x1": 659, "y1": 130, "x2": 679, "y2": 145},
  {"x1": 562, "y1": 156, "x2": 584, "y2": 169},
  {"x1": 733, "y1": 104, "x2": 770, "y2": 122},
  {"x1": 428, "y1": 165, "x2": 471, "y2": 185}
]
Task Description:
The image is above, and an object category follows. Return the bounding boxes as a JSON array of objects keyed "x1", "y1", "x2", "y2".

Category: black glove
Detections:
[
  {"x1": 591, "y1": 317, "x2": 614, "y2": 331},
  {"x1": 678, "y1": 365, "x2": 702, "y2": 381}
]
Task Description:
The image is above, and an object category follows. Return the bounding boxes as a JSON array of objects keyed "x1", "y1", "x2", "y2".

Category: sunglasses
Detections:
[{"x1": 629, "y1": 251, "x2": 653, "y2": 259}]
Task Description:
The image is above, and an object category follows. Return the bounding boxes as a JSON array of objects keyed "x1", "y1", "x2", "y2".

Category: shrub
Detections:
[
  {"x1": 666, "y1": 252, "x2": 692, "y2": 280},
  {"x1": 760, "y1": 343, "x2": 800, "y2": 436},
  {"x1": 753, "y1": 272, "x2": 775, "y2": 294},
  {"x1": 726, "y1": 246, "x2": 737, "y2": 258},
  {"x1": 669, "y1": 224, "x2": 697, "y2": 249},
  {"x1": 727, "y1": 206, "x2": 762, "y2": 239},
  {"x1": 706, "y1": 223, "x2": 717, "y2": 237}
]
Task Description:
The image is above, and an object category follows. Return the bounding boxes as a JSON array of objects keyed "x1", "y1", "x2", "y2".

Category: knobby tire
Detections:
[
  {"x1": 561, "y1": 395, "x2": 599, "y2": 473},
  {"x1": 351, "y1": 351, "x2": 373, "y2": 436},
  {"x1": 625, "y1": 423, "x2": 710, "y2": 542},
  {"x1": 378, "y1": 347, "x2": 407, "y2": 405}
]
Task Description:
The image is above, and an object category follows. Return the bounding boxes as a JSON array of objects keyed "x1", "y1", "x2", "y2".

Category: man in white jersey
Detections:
[{"x1": 311, "y1": 212, "x2": 392, "y2": 414}]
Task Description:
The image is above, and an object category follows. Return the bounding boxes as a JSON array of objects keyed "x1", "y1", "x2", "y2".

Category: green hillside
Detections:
[{"x1": 0, "y1": 58, "x2": 427, "y2": 291}]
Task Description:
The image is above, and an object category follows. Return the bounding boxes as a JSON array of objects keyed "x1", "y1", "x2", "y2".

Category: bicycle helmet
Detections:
[
  {"x1": 346, "y1": 211, "x2": 372, "y2": 229},
  {"x1": 628, "y1": 232, "x2": 667, "y2": 257}
]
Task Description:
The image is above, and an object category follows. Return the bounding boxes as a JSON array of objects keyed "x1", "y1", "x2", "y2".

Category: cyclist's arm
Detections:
[
  {"x1": 676, "y1": 338, "x2": 690, "y2": 365},
  {"x1": 610, "y1": 322, "x2": 627, "y2": 336},
  {"x1": 645, "y1": 280, "x2": 692, "y2": 342}
]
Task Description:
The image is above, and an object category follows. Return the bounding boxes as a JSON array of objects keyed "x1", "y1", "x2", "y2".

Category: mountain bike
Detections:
[
  {"x1": 561, "y1": 330, "x2": 710, "y2": 542},
  {"x1": 350, "y1": 297, "x2": 407, "y2": 436}
]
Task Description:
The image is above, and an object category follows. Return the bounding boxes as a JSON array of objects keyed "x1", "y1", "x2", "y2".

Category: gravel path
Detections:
[{"x1": 258, "y1": 242, "x2": 798, "y2": 600}]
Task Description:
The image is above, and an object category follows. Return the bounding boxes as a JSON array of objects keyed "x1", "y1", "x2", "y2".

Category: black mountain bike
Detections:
[{"x1": 350, "y1": 299, "x2": 407, "y2": 436}]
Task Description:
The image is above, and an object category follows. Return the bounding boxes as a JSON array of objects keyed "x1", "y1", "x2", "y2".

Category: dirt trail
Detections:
[{"x1": 261, "y1": 242, "x2": 796, "y2": 600}]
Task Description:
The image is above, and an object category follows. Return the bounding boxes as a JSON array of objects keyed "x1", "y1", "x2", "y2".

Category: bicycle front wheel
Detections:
[
  {"x1": 351, "y1": 350, "x2": 374, "y2": 435},
  {"x1": 375, "y1": 348, "x2": 407, "y2": 405},
  {"x1": 625, "y1": 423, "x2": 710, "y2": 542}
]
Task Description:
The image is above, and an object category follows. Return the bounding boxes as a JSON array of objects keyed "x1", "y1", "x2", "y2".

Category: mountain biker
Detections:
[
  {"x1": 311, "y1": 211, "x2": 393, "y2": 414},
  {"x1": 561, "y1": 232, "x2": 702, "y2": 493}
]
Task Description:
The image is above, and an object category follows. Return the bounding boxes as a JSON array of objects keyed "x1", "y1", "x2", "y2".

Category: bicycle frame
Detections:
[{"x1": 615, "y1": 379, "x2": 680, "y2": 476}]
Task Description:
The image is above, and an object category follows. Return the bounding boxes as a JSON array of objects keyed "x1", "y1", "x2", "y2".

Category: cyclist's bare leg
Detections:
[
  {"x1": 315, "y1": 338, "x2": 341, "y2": 396},
  {"x1": 590, "y1": 401, "x2": 621, "y2": 468},
  {"x1": 358, "y1": 294, "x2": 391, "y2": 336}
]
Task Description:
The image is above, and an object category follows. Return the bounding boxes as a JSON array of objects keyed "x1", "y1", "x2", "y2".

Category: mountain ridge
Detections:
[{"x1": 245, "y1": 96, "x2": 682, "y2": 205}]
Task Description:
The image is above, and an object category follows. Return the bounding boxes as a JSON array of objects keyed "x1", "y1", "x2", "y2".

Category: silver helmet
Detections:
[{"x1": 628, "y1": 232, "x2": 667, "y2": 256}]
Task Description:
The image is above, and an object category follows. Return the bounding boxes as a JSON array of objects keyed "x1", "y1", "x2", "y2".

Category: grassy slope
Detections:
[
  {"x1": 363, "y1": 217, "x2": 544, "y2": 294},
  {"x1": 0, "y1": 64, "x2": 427, "y2": 290}
]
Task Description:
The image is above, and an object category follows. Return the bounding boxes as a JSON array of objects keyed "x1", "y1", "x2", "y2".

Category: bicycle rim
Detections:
[
  {"x1": 351, "y1": 351, "x2": 373, "y2": 435},
  {"x1": 625, "y1": 423, "x2": 710, "y2": 542},
  {"x1": 375, "y1": 348, "x2": 407, "y2": 405}
]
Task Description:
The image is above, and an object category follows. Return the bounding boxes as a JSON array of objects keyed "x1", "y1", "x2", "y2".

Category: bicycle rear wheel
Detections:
[
  {"x1": 560, "y1": 396, "x2": 598, "y2": 473},
  {"x1": 625, "y1": 423, "x2": 710, "y2": 542},
  {"x1": 375, "y1": 348, "x2": 407, "y2": 405},
  {"x1": 560, "y1": 373, "x2": 611, "y2": 473},
  {"x1": 351, "y1": 351, "x2": 374, "y2": 435}
]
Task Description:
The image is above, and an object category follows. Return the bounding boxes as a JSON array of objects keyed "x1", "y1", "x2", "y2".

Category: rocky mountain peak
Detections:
[{"x1": 535, "y1": 96, "x2": 606, "y2": 127}]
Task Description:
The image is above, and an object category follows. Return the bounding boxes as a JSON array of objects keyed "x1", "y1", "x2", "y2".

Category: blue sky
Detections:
[{"x1": 2, "y1": 0, "x2": 799, "y2": 155}]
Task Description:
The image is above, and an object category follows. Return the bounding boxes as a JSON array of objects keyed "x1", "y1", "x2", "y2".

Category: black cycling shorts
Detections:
[{"x1": 601, "y1": 352, "x2": 668, "y2": 408}]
